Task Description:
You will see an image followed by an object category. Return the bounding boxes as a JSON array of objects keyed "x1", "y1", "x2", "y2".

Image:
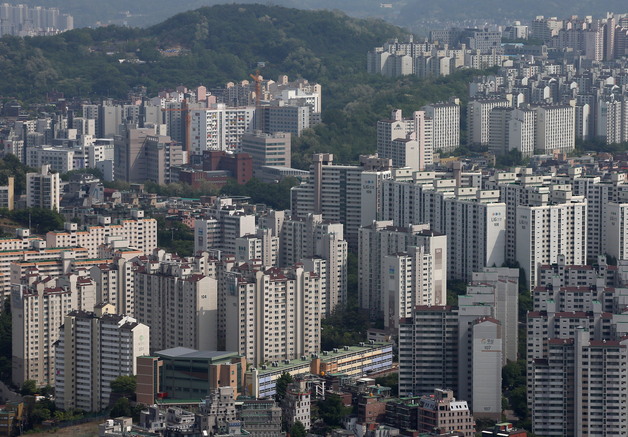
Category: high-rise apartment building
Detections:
[
  {"x1": 134, "y1": 261, "x2": 218, "y2": 352},
  {"x1": 400, "y1": 305, "x2": 503, "y2": 420},
  {"x1": 381, "y1": 246, "x2": 439, "y2": 332},
  {"x1": 224, "y1": 264, "x2": 323, "y2": 365},
  {"x1": 534, "y1": 105, "x2": 575, "y2": 154},
  {"x1": 467, "y1": 99, "x2": 510, "y2": 146},
  {"x1": 291, "y1": 154, "x2": 392, "y2": 247},
  {"x1": 25, "y1": 146, "x2": 75, "y2": 173},
  {"x1": 280, "y1": 214, "x2": 347, "y2": 315},
  {"x1": 529, "y1": 328, "x2": 628, "y2": 436},
  {"x1": 398, "y1": 306, "x2": 459, "y2": 397},
  {"x1": 194, "y1": 198, "x2": 256, "y2": 255},
  {"x1": 464, "y1": 267, "x2": 519, "y2": 365},
  {"x1": 443, "y1": 196, "x2": 506, "y2": 281},
  {"x1": 11, "y1": 282, "x2": 78, "y2": 386},
  {"x1": 257, "y1": 103, "x2": 310, "y2": 138},
  {"x1": 0, "y1": 177, "x2": 14, "y2": 210},
  {"x1": 421, "y1": 101, "x2": 460, "y2": 153},
  {"x1": 377, "y1": 110, "x2": 433, "y2": 170},
  {"x1": 358, "y1": 222, "x2": 447, "y2": 320},
  {"x1": 26, "y1": 164, "x2": 60, "y2": 210},
  {"x1": 90, "y1": 256, "x2": 136, "y2": 316},
  {"x1": 54, "y1": 304, "x2": 149, "y2": 412},
  {"x1": 516, "y1": 200, "x2": 587, "y2": 288},
  {"x1": 114, "y1": 128, "x2": 183, "y2": 184},
  {"x1": 189, "y1": 105, "x2": 256, "y2": 154}
]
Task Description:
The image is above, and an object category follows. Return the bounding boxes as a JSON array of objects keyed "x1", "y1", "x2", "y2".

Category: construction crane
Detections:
[
  {"x1": 161, "y1": 99, "x2": 191, "y2": 157},
  {"x1": 250, "y1": 70, "x2": 262, "y2": 107}
]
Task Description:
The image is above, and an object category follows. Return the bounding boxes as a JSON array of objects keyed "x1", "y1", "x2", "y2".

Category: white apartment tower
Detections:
[
  {"x1": 467, "y1": 99, "x2": 510, "y2": 146},
  {"x1": 377, "y1": 110, "x2": 433, "y2": 170},
  {"x1": 11, "y1": 283, "x2": 77, "y2": 386},
  {"x1": 382, "y1": 246, "x2": 436, "y2": 332},
  {"x1": 443, "y1": 198, "x2": 506, "y2": 281},
  {"x1": 422, "y1": 101, "x2": 460, "y2": 153},
  {"x1": 516, "y1": 200, "x2": 587, "y2": 288},
  {"x1": 194, "y1": 198, "x2": 256, "y2": 255},
  {"x1": 189, "y1": 105, "x2": 256, "y2": 154},
  {"x1": 235, "y1": 229, "x2": 279, "y2": 268},
  {"x1": 534, "y1": 105, "x2": 575, "y2": 154},
  {"x1": 54, "y1": 304, "x2": 149, "y2": 412},
  {"x1": 224, "y1": 265, "x2": 323, "y2": 365},
  {"x1": 26, "y1": 164, "x2": 60, "y2": 210},
  {"x1": 358, "y1": 222, "x2": 447, "y2": 320},
  {"x1": 290, "y1": 154, "x2": 366, "y2": 247},
  {"x1": 134, "y1": 262, "x2": 218, "y2": 352}
]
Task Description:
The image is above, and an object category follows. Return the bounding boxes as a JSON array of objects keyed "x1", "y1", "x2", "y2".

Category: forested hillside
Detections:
[
  {"x1": 0, "y1": 4, "x2": 409, "y2": 101},
  {"x1": 10, "y1": 0, "x2": 628, "y2": 29}
]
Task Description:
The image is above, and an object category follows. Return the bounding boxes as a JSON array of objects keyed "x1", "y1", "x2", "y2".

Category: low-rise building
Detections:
[{"x1": 417, "y1": 389, "x2": 475, "y2": 437}]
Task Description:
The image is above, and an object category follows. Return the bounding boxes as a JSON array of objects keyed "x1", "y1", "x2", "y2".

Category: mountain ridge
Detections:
[{"x1": 0, "y1": 4, "x2": 409, "y2": 101}]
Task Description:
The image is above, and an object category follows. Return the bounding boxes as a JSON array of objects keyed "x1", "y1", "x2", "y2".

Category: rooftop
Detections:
[{"x1": 155, "y1": 347, "x2": 240, "y2": 361}]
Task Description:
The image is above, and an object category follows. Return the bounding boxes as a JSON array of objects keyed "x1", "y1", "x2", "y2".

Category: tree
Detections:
[
  {"x1": 290, "y1": 420, "x2": 307, "y2": 437},
  {"x1": 31, "y1": 407, "x2": 50, "y2": 424},
  {"x1": 110, "y1": 397, "x2": 132, "y2": 418},
  {"x1": 509, "y1": 385, "x2": 528, "y2": 420},
  {"x1": 275, "y1": 372, "x2": 294, "y2": 402},
  {"x1": 40, "y1": 384, "x2": 53, "y2": 398},
  {"x1": 20, "y1": 380, "x2": 37, "y2": 396},
  {"x1": 110, "y1": 375, "x2": 136, "y2": 395},
  {"x1": 132, "y1": 403, "x2": 145, "y2": 421},
  {"x1": 317, "y1": 393, "x2": 351, "y2": 428}
]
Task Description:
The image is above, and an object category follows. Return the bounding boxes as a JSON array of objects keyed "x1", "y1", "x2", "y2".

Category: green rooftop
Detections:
[
  {"x1": 255, "y1": 342, "x2": 391, "y2": 375},
  {"x1": 155, "y1": 398, "x2": 204, "y2": 404}
]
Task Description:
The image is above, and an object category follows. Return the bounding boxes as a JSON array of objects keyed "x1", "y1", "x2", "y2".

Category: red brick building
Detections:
[{"x1": 202, "y1": 151, "x2": 253, "y2": 185}]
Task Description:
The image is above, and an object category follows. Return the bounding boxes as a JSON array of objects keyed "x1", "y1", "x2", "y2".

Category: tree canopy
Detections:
[
  {"x1": 110, "y1": 397, "x2": 132, "y2": 418},
  {"x1": 290, "y1": 420, "x2": 307, "y2": 437},
  {"x1": 21, "y1": 379, "x2": 37, "y2": 396},
  {"x1": 110, "y1": 375, "x2": 137, "y2": 395},
  {"x1": 0, "y1": 4, "x2": 408, "y2": 103},
  {"x1": 274, "y1": 372, "x2": 294, "y2": 403},
  {"x1": 0, "y1": 155, "x2": 36, "y2": 195},
  {"x1": 0, "y1": 207, "x2": 66, "y2": 234},
  {"x1": 317, "y1": 393, "x2": 351, "y2": 429}
]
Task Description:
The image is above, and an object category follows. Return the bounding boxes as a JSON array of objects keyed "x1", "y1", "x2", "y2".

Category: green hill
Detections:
[
  {"x1": 0, "y1": 4, "x2": 409, "y2": 101},
  {"x1": 11, "y1": 0, "x2": 628, "y2": 30}
]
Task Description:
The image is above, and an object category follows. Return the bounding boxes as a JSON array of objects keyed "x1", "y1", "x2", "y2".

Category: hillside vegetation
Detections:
[
  {"x1": 0, "y1": 4, "x2": 408, "y2": 101},
  {"x1": 10, "y1": 0, "x2": 628, "y2": 30}
]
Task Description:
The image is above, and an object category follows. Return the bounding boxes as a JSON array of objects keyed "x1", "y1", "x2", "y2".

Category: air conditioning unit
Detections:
[
  {"x1": 261, "y1": 365, "x2": 267, "y2": 370},
  {"x1": 323, "y1": 351, "x2": 328, "y2": 356},
  {"x1": 333, "y1": 348, "x2": 339, "y2": 353},
  {"x1": 359, "y1": 342, "x2": 365, "y2": 347},
  {"x1": 343, "y1": 346, "x2": 350, "y2": 351},
  {"x1": 284, "y1": 359, "x2": 290, "y2": 365}
]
